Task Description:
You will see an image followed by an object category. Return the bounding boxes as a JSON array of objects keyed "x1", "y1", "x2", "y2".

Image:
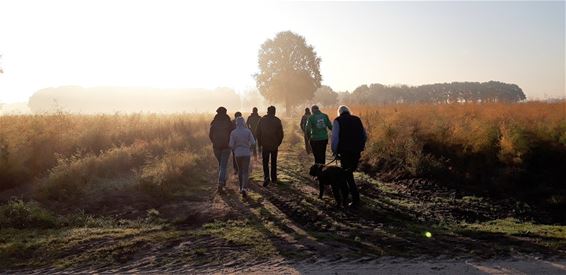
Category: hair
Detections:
[
  {"x1": 267, "y1": 105, "x2": 276, "y2": 115},
  {"x1": 338, "y1": 105, "x2": 350, "y2": 116},
  {"x1": 216, "y1": 106, "x2": 227, "y2": 114},
  {"x1": 235, "y1": 111, "x2": 242, "y2": 118},
  {"x1": 252, "y1": 107, "x2": 258, "y2": 113},
  {"x1": 305, "y1": 107, "x2": 311, "y2": 113},
  {"x1": 311, "y1": 105, "x2": 319, "y2": 111}
]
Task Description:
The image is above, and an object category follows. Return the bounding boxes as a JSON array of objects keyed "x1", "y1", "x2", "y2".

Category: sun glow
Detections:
[{"x1": 0, "y1": 1, "x2": 280, "y2": 102}]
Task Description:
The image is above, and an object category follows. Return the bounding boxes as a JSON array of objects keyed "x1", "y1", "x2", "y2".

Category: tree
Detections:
[
  {"x1": 314, "y1": 85, "x2": 338, "y2": 107},
  {"x1": 255, "y1": 31, "x2": 322, "y2": 114}
]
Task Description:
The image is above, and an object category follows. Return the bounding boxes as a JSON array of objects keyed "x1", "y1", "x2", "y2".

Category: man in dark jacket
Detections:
[
  {"x1": 331, "y1": 105, "x2": 367, "y2": 209},
  {"x1": 246, "y1": 107, "x2": 262, "y2": 161},
  {"x1": 256, "y1": 106, "x2": 284, "y2": 187},
  {"x1": 209, "y1": 107, "x2": 235, "y2": 193},
  {"x1": 299, "y1": 107, "x2": 312, "y2": 154}
]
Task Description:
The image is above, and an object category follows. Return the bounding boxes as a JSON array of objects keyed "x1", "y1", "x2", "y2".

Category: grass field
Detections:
[{"x1": 0, "y1": 102, "x2": 565, "y2": 271}]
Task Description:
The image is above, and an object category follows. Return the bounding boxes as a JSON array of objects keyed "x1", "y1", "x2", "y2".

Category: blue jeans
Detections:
[
  {"x1": 235, "y1": 156, "x2": 251, "y2": 191},
  {"x1": 213, "y1": 148, "x2": 231, "y2": 186}
]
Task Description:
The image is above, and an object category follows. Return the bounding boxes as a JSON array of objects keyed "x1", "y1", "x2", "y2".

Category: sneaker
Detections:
[
  {"x1": 217, "y1": 186, "x2": 225, "y2": 194},
  {"x1": 271, "y1": 179, "x2": 278, "y2": 184},
  {"x1": 241, "y1": 190, "x2": 247, "y2": 198},
  {"x1": 263, "y1": 180, "x2": 270, "y2": 187}
]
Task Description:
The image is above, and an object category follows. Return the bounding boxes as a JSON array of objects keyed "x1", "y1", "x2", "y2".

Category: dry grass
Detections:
[
  {"x1": 326, "y1": 102, "x2": 566, "y2": 221},
  {"x1": 0, "y1": 113, "x2": 215, "y2": 202}
]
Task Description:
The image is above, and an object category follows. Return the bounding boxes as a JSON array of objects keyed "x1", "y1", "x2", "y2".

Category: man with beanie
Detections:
[
  {"x1": 331, "y1": 105, "x2": 367, "y2": 209},
  {"x1": 209, "y1": 106, "x2": 235, "y2": 193},
  {"x1": 256, "y1": 106, "x2": 284, "y2": 187},
  {"x1": 305, "y1": 105, "x2": 332, "y2": 164},
  {"x1": 246, "y1": 107, "x2": 262, "y2": 161},
  {"x1": 300, "y1": 107, "x2": 312, "y2": 154}
]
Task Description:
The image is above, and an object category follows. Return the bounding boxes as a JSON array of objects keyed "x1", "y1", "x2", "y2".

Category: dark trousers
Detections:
[
  {"x1": 340, "y1": 151, "x2": 361, "y2": 206},
  {"x1": 310, "y1": 139, "x2": 328, "y2": 164},
  {"x1": 235, "y1": 156, "x2": 251, "y2": 191},
  {"x1": 303, "y1": 134, "x2": 312, "y2": 154},
  {"x1": 262, "y1": 150, "x2": 278, "y2": 182}
]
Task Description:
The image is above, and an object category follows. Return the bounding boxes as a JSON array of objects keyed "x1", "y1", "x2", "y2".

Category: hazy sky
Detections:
[{"x1": 0, "y1": 0, "x2": 564, "y2": 103}]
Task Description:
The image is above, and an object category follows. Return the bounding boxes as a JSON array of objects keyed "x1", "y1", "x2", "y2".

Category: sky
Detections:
[{"x1": 0, "y1": 0, "x2": 564, "y2": 103}]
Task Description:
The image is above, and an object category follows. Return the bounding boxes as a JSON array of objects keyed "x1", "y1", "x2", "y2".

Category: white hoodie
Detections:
[{"x1": 229, "y1": 117, "x2": 256, "y2": 157}]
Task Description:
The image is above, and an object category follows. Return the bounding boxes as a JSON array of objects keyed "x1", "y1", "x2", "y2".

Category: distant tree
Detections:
[
  {"x1": 255, "y1": 31, "x2": 322, "y2": 114},
  {"x1": 313, "y1": 85, "x2": 338, "y2": 107},
  {"x1": 341, "y1": 81, "x2": 526, "y2": 105}
]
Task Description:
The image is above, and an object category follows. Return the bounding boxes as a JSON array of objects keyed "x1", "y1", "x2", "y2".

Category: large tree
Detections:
[{"x1": 255, "y1": 31, "x2": 321, "y2": 114}]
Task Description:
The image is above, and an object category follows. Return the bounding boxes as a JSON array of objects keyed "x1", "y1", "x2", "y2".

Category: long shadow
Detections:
[
  {"x1": 216, "y1": 187, "x2": 323, "y2": 262},
  {"x1": 250, "y1": 150, "x2": 566, "y2": 259}
]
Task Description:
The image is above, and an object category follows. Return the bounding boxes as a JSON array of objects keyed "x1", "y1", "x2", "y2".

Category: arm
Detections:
[
  {"x1": 256, "y1": 120, "x2": 263, "y2": 146},
  {"x1": 209, "y1": 125, "x2": 214, "y2": 143},
  {"x1": 229, "y1": 132, "x2": 235, "y2": 149},
  {"x1": 249, "y1": 130, "x2": 256, "y2": 145},
  {"x1": 331, "y1": 120, "x2": 340, "y2": 154},
  {"x1": 318, "y1": 179, "x2": 325, "y2": 199},
  {"x1": 304, "y1": 117, "x2": 312, "y2": 137},
  {"x1": 325, "y1": 115, "x2": 332, "y2": 130}
]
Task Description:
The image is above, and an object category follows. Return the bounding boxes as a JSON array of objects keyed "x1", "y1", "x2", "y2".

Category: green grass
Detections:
[
  {"x1": 0, "y1": 226, "x2": 178, "y2": 269},
  {"x1": 461, "y1": 218, "x2": 566, "y2": 240},
  {"x1": 198, "y1": 219, "x2": 278, "y2": 257}
]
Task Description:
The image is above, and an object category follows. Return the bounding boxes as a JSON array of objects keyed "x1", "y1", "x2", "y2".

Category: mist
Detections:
[{"x1": 27, "y1": 86, "x2": 266, "y2": 114}]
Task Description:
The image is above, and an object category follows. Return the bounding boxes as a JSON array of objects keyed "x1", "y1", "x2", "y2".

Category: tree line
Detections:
[{"x1": 340, "y1": 81, "x2": 526, "y2": 105}]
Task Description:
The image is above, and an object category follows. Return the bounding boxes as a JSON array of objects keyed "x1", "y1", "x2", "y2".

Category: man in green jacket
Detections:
[{"x1": 305, "y1": 105, "x2": 332, "y2": 164}]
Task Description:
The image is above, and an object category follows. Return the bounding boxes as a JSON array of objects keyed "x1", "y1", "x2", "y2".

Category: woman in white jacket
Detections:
[{"x1": 229, "y1": 117, "x2": 256, "y2": 197}]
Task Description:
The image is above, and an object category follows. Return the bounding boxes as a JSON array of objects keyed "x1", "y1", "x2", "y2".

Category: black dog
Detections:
[{"x1": 309, "y1": 164, "x2": 350, "y2": 208}]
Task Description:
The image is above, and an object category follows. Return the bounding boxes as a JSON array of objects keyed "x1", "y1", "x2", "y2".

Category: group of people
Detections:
[
  {"x1": 209, "y1": 106, "x2": 283, "y2": 197},
  {"x1": 209, "y1": 104, "x2": 366, "y2": 209},
  {"x1": 301, "y1": 105, "x2": 367, "y2": 208}
]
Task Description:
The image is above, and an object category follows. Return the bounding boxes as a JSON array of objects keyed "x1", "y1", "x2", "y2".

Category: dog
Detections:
[{"x1": 309, "y1": 163, "x2": 350, "y2": 208}]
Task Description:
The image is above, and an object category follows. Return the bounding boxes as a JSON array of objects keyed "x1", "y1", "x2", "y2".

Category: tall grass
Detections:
[
  {"x1": 0, "y1": 113, "x2": 215, "y2": 203},
  {"x1": 339, "y1": 102, "x2": 566, "y2": 220}
]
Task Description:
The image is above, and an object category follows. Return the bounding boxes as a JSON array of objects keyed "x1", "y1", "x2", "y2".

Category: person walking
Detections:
[
  {"x1": 331, "y1": 105, "x2": 367, "y2": 209},
  {"x1": 256, "y1": 106, "x2": 284, "y2": 187},
  {"x1": 305, "y1": 105, "x2": 332, "y2": 164},
  {"x1": 246, "y1": 107, "x2": 262, "y2": 162},
  {"x1": 232, "y1": 112, "x2": 243, "y2": 175},
  {"x1": 300, "y1": 107, "x2": 312, "y2": 154},
  {"x1": 229, "y1": 116, "x2": 256, "y2": 197},
  {"x1": 209, "y1": 107, "x2": 235, "y2": 193}
]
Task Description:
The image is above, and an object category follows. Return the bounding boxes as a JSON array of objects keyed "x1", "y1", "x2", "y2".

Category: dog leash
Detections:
[{"x1": 324, "y1": 157, "x2": 339, "y2": 166}]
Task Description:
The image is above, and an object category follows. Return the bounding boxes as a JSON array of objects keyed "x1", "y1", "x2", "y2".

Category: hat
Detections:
[{"x1": 216, "y1": 106, "x2": 227, "y2": 114}]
